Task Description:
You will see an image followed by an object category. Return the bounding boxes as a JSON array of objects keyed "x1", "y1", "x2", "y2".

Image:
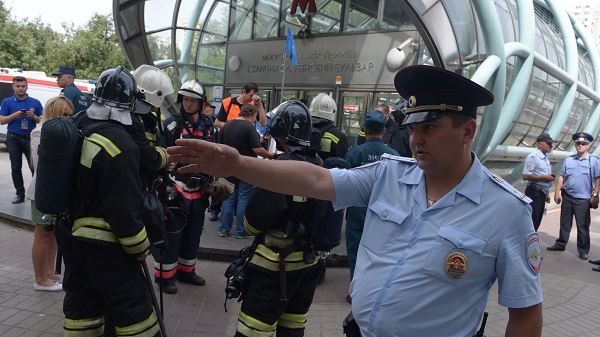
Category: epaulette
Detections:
[
  {"x1": 487, "y1": 171, "x2": 531, "y2": 204},
  {"x1": 381, "y1": 153, "x2": 417, "y2": 164}
]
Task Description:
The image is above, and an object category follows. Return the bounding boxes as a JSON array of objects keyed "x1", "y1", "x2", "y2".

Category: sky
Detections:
[{"x1": 4, "y1": 0, "x2": 113, "y2": 33}]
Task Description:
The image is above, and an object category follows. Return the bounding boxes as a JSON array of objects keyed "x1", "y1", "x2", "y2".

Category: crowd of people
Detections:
[{"x1": 5, "y1": 61, "x2": 600, "y2": 337}]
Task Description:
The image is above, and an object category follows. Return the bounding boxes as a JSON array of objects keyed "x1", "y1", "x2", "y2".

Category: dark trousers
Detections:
[
  {"x1": 555, "y1": 193, "x2": 591, "y2": 255},
  {"x1": 55, "y1": 225, "x2": 160, "y2": 337},
  {"x1": 235, "y1": 263, "x2": 324, "y2": 337},
  {"x1": 525, "y1": 186, "x2": 546, "y2": 231},
  {"x1": 154, "y1": 206, "x2": 206, "y2": 285},
  {"x1": 345, "y1": 207, "x2": 367, "y2": 280},
  {"x1": 6, "y1": 132, "x2": 32, "y2": 197}
]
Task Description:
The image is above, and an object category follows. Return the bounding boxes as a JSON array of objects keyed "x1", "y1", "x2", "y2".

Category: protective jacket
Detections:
[
  {"x1": 68, "y1": 114, "x2": 150, "y2": 255},
  {"x1": 235, "y1": 149, "x2": 324, "y2": 337},
  {"x1": 161, "y1": 109, "x2": 214, "y2": 214},
  {"x1": 311, "y1": 117, "x2": 348, "y2": 160}
]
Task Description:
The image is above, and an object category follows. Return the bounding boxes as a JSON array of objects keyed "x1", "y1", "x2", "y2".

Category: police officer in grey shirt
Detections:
[{"x1": 522, "y1": 133, "x2": 556, "y2": 230}]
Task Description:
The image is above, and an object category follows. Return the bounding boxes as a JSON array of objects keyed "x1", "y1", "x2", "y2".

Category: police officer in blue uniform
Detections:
[
  {"x1": 522, "y1": 133, "x2": 556, "y2": 230},
  {"x1": 547, "y1": 132, "x2": 600, "y2": 260},
  {"x1": 343, "y1": 110, "x2": 398, "y2": 303},
  {"x1": 167, "y1": 65, "x2": 544, "y2": 337}
]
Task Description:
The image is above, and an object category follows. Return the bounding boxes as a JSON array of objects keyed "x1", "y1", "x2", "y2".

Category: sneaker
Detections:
[
  {"x1": 219, "y1": 232, "x2": 229, "y2": 237},
  {"x1": 208, "y1": 213, "x2": 219, "y2": 221},
  {"x1": 236, "y1": 234, "x2": 254, "y2": 239}
]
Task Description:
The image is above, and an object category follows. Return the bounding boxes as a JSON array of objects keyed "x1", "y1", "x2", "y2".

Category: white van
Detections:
[{"x1": 0, "y1": 68, "x2": 95, "y2": 143}]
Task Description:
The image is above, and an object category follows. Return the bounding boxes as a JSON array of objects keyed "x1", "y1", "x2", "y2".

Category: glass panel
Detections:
[
  {"x1": 341, "y1": 93, "x2": 367, "y2": 146},
  {"x1": 422, "y1": 2, "x2": 458, "y2": 66},
  {"x1": 495, "y1": 0, "x2": 516, "y2": 43},
  {"x1": 145, "y1": 0, "x2": 176, "y2": 32},
  {"x1": 175, "y1": 28, "x2": 200, "y2": 65},
  {"x1": 195, "y1": 44, "x2": 226, "y2": 85},
  {"x1": 148, "y1": 33, "x2": 174, "y2": 64},
  {"x1": 205, "y1": 1, "x2": 230, "y2": 38},
  {"x1": 444, "y1": 0, "x2": 477, "y2": 61},
  {"x1": 176, "y1": 0, "x2": 209, "y2": 28},
  {"x1": 381, "y1": 0, "x2": 412, "y2": 30},
  {"x1": 311, "y1": 0, "x2": 342, "y2": 34},
  {"x1": 346, "y1": 0, "x2": 378, "y2": 32},
  {"x1": 254, "y1": 0, "x2": 280, "y2": 38},
  {"x1": 118, "y1": 5, "x2": 140, "y2": 40},
  {"x1": 229, "y1": 0, "x2": 254, "y2": 40}
]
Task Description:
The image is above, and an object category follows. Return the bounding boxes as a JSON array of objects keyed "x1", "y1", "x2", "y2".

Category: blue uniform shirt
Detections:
[
  {"x1": 0, "y1": 94, "x2": 43, "y2": 135},
  {"x1": 344, "y1": 138, "x2": 399, "y2": 167},
  {"x1": 560, "y1": 154, "x2": 599, "y2": 199},
  {"x1": 522, "y1": 148, "x2": 552, "y2": 193},
  {"x1": 330, "y1": 154, "x2": 543, "y2": 337},
  {"x1": 62, "y1": 83, "x2": 89, "y2": 114}
]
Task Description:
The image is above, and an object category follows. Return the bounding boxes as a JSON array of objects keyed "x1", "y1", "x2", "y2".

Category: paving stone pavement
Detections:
[{"x1": 2, "y1": 147, "x2": 600, "y2": 336}]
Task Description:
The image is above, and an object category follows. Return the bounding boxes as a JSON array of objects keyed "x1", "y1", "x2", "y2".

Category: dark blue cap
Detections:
[
  {"x1": 363, "y1": 110, "x2": 386, "y2": 132},
  {"x1": 537, "y1": 133, "x2": 556, "y2": 143},
  {"x1": 394, "y1": 65, "x2": 494, "y2": 125},
  {"x1": 572, "y1": 132, "x2": 593, "y2": 143},
  {"x1": 52, "y1": 66, "x2": 75, "y2": 76}
]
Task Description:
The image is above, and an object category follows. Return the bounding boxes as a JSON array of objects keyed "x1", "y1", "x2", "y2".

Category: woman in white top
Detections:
[{"x1": 26, "y1": 96, "x2": 74, "y2": 291}]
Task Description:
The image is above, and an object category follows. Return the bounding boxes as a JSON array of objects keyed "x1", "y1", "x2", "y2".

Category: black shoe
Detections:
[
  {"x1": 317, "y1": 268, "x2": 326, "y2": 284},
  {"x1": 346, "y1": 294, "x2": 352, "y2": 304},
  {"x1": 208, "y1": 213, "x2": 218, "y2": 221},
  {"x1": 579, "y1": 254, "x2": 588, "y2": 260},
  {"x1": 593, "y1": 266, "x2": 600, "y2": 272},
  {"x1": 589, "y1": 259, "x2": 600, "y2": 266},
  {"x1": 178, "y1": 274, "x2": 206, "y2": 286},
  {"x1": 11, "y1": 196, "x2": 24, "y2": 204},
  {"x1": 162, "y1": 283, "x2": 177, "y2": 294},
  {"x1": 546, "y1": 245, "x2": 565, "y2": 251}
]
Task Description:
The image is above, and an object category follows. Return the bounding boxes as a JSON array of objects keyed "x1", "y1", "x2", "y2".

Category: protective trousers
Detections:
[
  {"x1": 345, "y1": 206, "x2": 367, "y2": 280},
  {"x1": 234, "y1": 264, "x2": 323, "y2": 337},
  {"x1": 56, "y1": 226, "x2": 160, "y2": 337},
  {"x1": 154, "y1": 207, "x2": 206, "y2": 285}
]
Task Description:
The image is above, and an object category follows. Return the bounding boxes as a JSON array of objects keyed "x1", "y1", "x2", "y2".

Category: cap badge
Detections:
[
  {"x1": 408, "y1": 95, "x2": 417, "y2": 108},
  {"x1": 445, "y1": 252, "x2": 468, "y2": 280}
]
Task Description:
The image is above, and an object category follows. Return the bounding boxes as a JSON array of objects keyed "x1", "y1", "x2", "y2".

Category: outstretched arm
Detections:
[{"x1": 167, "y1": 138, "x2": 336, "y2": 201}]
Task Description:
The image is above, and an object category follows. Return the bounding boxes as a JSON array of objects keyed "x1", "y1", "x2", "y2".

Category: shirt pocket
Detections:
[
  {"x1": 363, "y1": 199, "x2": 410, "y2": 255},
  {"x1": 423, "y1": 226, "x2": 490, "y2": 287}
]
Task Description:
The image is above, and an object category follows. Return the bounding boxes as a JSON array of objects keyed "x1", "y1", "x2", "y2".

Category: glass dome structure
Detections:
[{"x1": 113, "y1": 0, "x2": 600, "y2": 167}]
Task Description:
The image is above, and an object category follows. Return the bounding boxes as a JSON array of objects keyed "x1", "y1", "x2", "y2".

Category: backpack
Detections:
[
  {"x1": 310, "y1": 156, "x2": 351, "y2": 251},
  {"x1": 35, "y1": 114, "x2": 168, "y2": 248}
]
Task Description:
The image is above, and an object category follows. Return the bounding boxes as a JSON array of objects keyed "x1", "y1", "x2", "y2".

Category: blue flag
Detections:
[{"x1": 285, "y1": 28, "x2": 298, "y2": 67}]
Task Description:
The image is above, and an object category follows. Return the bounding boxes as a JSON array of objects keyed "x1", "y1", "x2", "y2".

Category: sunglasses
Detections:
[{"x1": 575, "y1": 142, "x2": 590, "y2": 146}]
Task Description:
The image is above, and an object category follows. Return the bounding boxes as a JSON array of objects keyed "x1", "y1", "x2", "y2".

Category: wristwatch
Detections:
[{"x1": 593, "y1": 193, "x2": 598, "y2": 197}]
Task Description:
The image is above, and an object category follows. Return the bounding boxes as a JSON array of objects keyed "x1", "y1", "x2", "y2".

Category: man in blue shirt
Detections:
[
  {"x1": 343, "y1": 110, "x2": 398, "y2": 303},
  {"x1": 547, "y1": 132, "x2": 600, "y2": 260},
  {"x1": 167, "y1": 65, "x2": 543, "y2": 337},
  {"x1": 52, "y1": 66, "x2": 89, "y2": 114},
  {"x1": 522, "y1": 133, "x2": 556, "y2": 230},
  {"x1": 0, "y1": 76, "x2": 43, "y2": 204}
]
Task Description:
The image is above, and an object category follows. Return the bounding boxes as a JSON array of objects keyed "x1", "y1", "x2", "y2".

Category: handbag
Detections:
[{"x1": 202, "y1": 177, "x2": 235, "y2": 201}]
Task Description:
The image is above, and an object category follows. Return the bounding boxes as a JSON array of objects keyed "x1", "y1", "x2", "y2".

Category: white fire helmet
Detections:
[
  {"x1": 309, "y1": 93, "x2": 336, "y2": 122},
  {"x1": 132, "y1": 64, "x2": 174, "y2": 109}
]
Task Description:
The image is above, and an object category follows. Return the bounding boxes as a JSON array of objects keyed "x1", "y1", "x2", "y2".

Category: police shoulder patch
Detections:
[
  {"x1": 526, "y1": 233, "x2": 542, "y2": 274},
  {"x1": 486, "y1": 170, "x2": 531, "y2": 204},
  {"x1": 381, "y1": 153, "x2": 417, "y2": 164}
]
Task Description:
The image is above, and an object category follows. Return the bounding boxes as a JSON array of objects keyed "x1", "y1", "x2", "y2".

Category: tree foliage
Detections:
[{"x1": 0, "y1": 0, "x2": 128, "y2": 80}]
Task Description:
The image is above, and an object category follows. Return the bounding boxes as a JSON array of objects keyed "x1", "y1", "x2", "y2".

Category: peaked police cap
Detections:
[{"x1": 394, "y1": 65, "x2": 494, "y2": 125}]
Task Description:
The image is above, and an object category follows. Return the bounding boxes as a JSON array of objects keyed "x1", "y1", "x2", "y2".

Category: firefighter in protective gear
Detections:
[
  {"x1": 235, "y1": 100, "x2": 324, "y2": 337},
  {"x1": 55, "y1": 66, "x2": 161, "y2": 337},
  {"x1": 155, "y1": 79, "x2": 214, "y2": 294},
  {"x1": 309, "y1": 93, "x2": 348, "y2": 160}
]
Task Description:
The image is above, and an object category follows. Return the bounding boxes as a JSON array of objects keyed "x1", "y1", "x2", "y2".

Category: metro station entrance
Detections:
[{"x1": 225, "y1": 88, "x2": 402, "y2": 147}]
